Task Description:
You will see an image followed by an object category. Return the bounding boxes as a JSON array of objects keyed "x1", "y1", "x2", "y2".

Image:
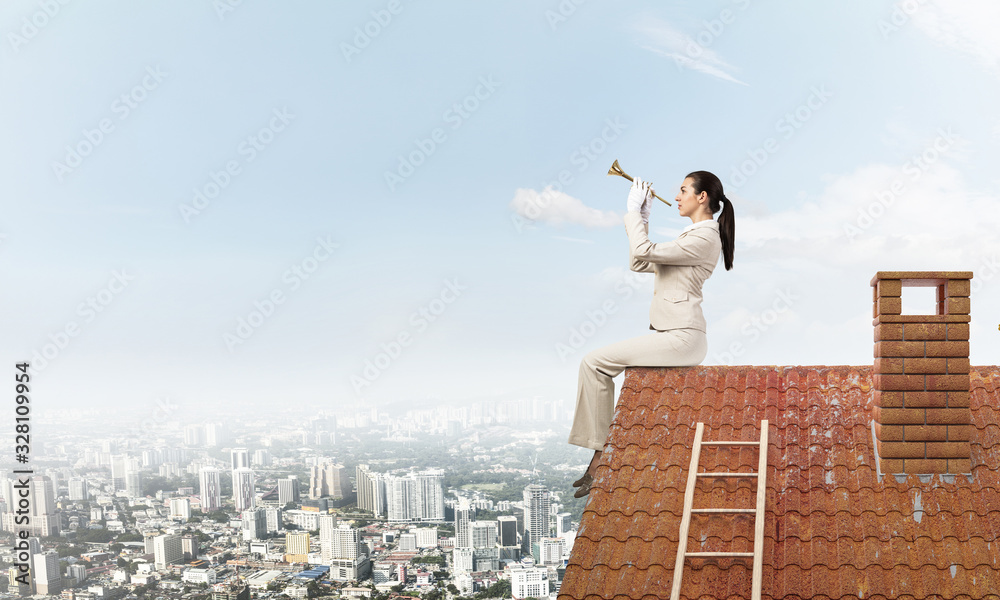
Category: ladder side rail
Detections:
[
  {"x1": 669, "y1": 422, "x2": 705, "y2": 600},
  {"x1": 751, "y1": 419, "x2": 769, "y2": 600}
]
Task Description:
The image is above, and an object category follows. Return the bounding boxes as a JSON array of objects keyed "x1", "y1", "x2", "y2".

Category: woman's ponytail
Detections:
[
  {"x1": 717, "y1": 195, "x2": 735, "y2": 271},
  {"x1": 685, "y1": 171, "x2": 735, "y2": 271}
]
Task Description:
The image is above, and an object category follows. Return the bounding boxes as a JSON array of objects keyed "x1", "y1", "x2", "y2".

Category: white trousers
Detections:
[{"x1": 567, "y1": 328, "x2": 708, "y2": 451}]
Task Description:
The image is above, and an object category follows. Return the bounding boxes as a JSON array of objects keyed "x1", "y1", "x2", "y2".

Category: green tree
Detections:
[
  {"x1": 474, "y1": 579, "x2": 510, "y2": 599},
  {"x1": 207, "y1": 510, "x2": 230, "y2": 523}
]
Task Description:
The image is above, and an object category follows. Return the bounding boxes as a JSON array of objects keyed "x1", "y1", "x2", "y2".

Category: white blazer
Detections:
[{"x1": 623, "y1": 210, "x2": 722, "y2": 332}]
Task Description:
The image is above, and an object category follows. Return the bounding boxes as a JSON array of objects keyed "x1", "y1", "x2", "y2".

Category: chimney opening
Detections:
[{"x1": 900, "y1": 285, "x2": 940, "y2": 315}]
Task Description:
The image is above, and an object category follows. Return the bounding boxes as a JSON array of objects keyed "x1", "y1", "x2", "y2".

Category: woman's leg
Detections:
[{"x1": 567, "y1": 328, "x2": 708, "y2": 451}]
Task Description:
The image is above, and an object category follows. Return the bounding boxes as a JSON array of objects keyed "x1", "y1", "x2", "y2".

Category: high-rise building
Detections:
[
  {"x1": 355, "y1": 465, "x2": 386, "y2": 517},
  {"x1": 471, "y1": 521, "x2": 498, "y2": 549},
  {"x1": 277, "y1": 476, "x2": 300, "y2": 506},
  {"x1": 125, "y1": 470, "x2": 143, "y2": 498},
  {"x1": 233, "y1": 468, "x2": 255, "y2": 511},
  {"x1": 555, "y1": 512, "x2": 573, "y2": 536},
  {"x1": 455, "y1": 499, "x2": 473, "y2": 548},
  {"x1": 16, "y1": 476, "x2": 59, "y2": 537},
  {"x1": 452, "y1": 547, "x2": 474, "y2": 573},
  {"x1": 205, "y1": 423, "x2": 228, "y2": 447},
  {"x1": 111, "y1": 455, "x2": 128, "y2": 491},
  {"x1": 285, "y1": 531, "x2": 310, "y2": 562},
  {"x1": 265, "y1": 507, "x2": 283, "y2": 533},
  {"x1": 182, "y1": 535, "x2": 198, "y2": 559},
  {"x1": 230, "y1": 448, "x2": 250, "y2": 471},
  {"x1": 184, "y1": 424, "x2": 204, "y2": 447},
  {"x1": 33, "y1": 551, "x2": 61, "y2": 595},
  {"x1": 536, "y1": 537, "x2": 565, "y2": 566},
  {"x1": 386, "y1": 469, "x2": 445, "y2": 522},
  {"x1": 242, "y1": 507, "x2": 267, "y2": 541},
  {"x1": 497, "y1": 516, "x2": 518, "y2": 547},
  {"x1": 68, "y1": 477, "x2": 88, "y2": 501},
  {"x1": 309, "y1": 462, "x2": 349, "y2": 499},
  {"x1": 141, "y1": 449, "x2": 161, "y2": 468},
  {"x1": 522, "y1": 484, "x2": 551, "y2": 560},
  {"x1": 170, "y1": 498, "x2": 191, "y2": 520},
  {"x1": 19, "y1": 537, "x2": 41, "y2": 594},
  {"x1": 318, "y1": 514, "x2": 338, "y2": 562},
  {"x1": 331, "y1": 524, "x2": 363, "y2": 560},
  {"x1": 154, "y1": 534, "x2": 182, "y2": 569},
  {"x1": 252, "y1": 449, "x2": 272, "y2": 467},
  {"x1": 199, "y1": 467, "x2": 222, "y2": 512}
]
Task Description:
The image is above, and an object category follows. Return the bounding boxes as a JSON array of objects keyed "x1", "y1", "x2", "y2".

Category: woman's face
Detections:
[{"x1": 675, "y1": 177, "x2": 706, "y2": 218}]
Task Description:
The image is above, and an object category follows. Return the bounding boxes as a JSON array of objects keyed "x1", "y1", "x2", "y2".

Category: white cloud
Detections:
[
  {"x1": 911, "y1": 0, "x2": 1000, "y2": 70},
  {"x1": 700, "y1": 156, "x2": 1000, "y2": 365},
  {"x1": 634, "y1": 19, "x2": 748, "y2": 85},
  {"x1": 509, "y1": 187, "x2": 620, "y2": 228}
]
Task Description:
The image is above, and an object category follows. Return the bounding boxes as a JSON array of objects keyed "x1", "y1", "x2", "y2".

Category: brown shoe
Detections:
[
  {"x1": 573, "y1": 474, "x2": 594, "y2": 498},
  {"x1": 572, "y1": 471, "x2": 592, "y2": 488}
]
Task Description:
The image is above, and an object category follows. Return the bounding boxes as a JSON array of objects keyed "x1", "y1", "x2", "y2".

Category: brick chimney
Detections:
[{"x1": 871, "y1": 271, "x2": 972, "y2": 474}]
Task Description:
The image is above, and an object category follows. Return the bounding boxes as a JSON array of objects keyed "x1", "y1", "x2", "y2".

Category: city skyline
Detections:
[{"x1": 0, "y1": 405, "x2": 579, "y2": 596}]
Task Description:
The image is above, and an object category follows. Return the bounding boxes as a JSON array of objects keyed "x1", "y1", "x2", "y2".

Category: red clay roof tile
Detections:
[{"x1": 559, "y1": 365, "x2": 1000, "y2": 600}]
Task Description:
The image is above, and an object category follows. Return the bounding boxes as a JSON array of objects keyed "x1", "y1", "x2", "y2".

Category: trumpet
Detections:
[{"x1": 607, "y1": 159, "x2": 672, "y2": 206}]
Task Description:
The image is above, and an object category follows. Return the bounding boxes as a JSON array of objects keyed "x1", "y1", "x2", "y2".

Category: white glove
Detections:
[
  {"x1": 640, "y1": 183, "x2": 653, "y2": 224},
  {"x1": 627, "y1": 176, "x2": 651, "y2": 213}
]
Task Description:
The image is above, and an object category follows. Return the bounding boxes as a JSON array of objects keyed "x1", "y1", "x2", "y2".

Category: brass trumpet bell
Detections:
[{"x1": 607, "y1": 159, "x2": 672, "y2": 206}]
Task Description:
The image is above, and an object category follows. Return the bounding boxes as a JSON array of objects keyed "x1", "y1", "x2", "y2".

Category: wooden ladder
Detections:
[{"x1": 669, "y1": 420, "x2": 769, "y2": 600}]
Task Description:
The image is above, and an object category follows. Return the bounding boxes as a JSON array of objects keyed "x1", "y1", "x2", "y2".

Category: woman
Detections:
[{"x1": 567, "y1": 170, "x2": 735, "y2": 497}]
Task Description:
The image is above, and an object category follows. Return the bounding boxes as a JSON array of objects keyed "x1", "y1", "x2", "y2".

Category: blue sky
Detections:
[{"x1": 2, "y1": 1, "x2": 998, "y2": 415}]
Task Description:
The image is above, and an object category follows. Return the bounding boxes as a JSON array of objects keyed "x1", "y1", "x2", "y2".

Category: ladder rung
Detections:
[
  {"x1": 671, "y1": 420, "x2": 769, "y2": 600},
  {"x1": 702, "y1": 441, "x2": 760, "y2": 446}
]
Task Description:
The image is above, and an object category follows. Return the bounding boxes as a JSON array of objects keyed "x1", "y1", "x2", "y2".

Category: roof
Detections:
[{"x1": 559, "y1": 365, "x2": 1000, "y2": 600}]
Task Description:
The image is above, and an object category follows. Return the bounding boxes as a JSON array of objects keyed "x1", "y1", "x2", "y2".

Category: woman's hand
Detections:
[
  {"x1": 627, "y1": 176, "x2": 652, "y2": 213},
  {"x1": 640, "y1": 182, "x2": 653, "y2": 224}
]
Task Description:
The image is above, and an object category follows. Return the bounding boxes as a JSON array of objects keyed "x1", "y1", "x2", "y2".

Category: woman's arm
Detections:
[
  {"x1": 629, "y1": 220, "x2": 655, "y2": 273},
  {"x1": 624, "y1": 210, "x2": 717, "y2": 266}
]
